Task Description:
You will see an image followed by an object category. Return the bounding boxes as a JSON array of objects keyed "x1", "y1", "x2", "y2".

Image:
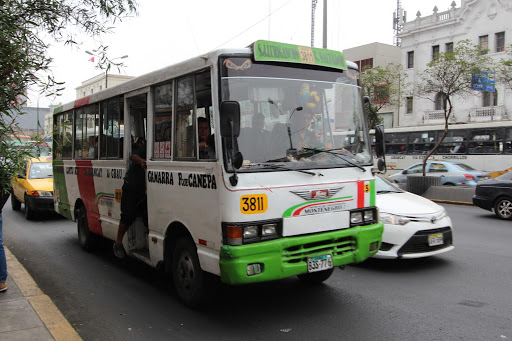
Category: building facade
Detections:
[
  {"x1": 76, "y1": 73, "x2": 134, "y2": 99},
  {"x1": 398, "y1": 0, "x2": 511, "y2": 127},
  {"x1": 343, "y1": 42, "x2": 401, "y2": 128}
]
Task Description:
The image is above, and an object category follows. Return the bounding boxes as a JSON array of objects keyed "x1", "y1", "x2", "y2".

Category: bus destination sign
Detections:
[{"x1": 253, "y1": 40, "x2": 347, "y2": 70}]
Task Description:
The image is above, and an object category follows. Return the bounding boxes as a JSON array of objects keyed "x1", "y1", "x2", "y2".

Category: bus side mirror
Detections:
[
  {"x1": 220, "y1": 101, "x2": 241, "y2": 138},
  {"x1": 374, "y1": 125, "x2": 385, "y2": 158},
  {"x1": 363, "y1": 96, "x2": 371, "y2": 105}
]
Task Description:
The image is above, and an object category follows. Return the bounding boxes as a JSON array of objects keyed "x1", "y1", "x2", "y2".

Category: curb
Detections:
[{"x1": 5, "y1": 247, "x2": 82, "y2": 341}]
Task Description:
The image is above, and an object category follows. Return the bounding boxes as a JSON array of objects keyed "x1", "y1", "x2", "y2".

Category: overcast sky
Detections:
[{"x1": 30, "y1": 0, "x2": 455, "y2": 107}]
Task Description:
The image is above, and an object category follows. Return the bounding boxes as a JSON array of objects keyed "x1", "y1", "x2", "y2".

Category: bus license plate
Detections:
[
  {"x1": 428, "y1": 233, "x2": 443, "y2": 246},
  {"x1": 307, "y1": 255, "x2": 333, "y2": 273}
]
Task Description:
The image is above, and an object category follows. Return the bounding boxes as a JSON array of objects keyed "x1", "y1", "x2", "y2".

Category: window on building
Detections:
[
  {"x1": 407, "y1": 51, "x2": 414, "y2": 68},
  {"x1": 359, "y1": 58, "x2": 373, "y2": 71},
  {"x1": 479, "y1": 35, "x2": 489, "y2": 54},
  {"x1": 406, "y1": 97, "x2": 413, "y2": 114},
  {"x1": 435, "y1": 92, "x2": 447, "y2": 110},
  {"x1": 432, "y1": 45, "x2": 440, "y2": 60},
  {"x1": 483, "y1": 90, "x2": 498, "y2": 107},
  {"x1": 496, "y1": 32, "x2": 505, "y2": 52},
  {"x1": 374, "y1": 83, "x2": 390, "y2": 104},
  {"x1": 445, "y1": 42, "x2": 454, "y2": 54}
]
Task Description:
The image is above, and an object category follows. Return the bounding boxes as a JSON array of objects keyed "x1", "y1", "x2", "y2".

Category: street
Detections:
[{"x1": 3, "y1": 204, "x2": 512, "y2": 341}]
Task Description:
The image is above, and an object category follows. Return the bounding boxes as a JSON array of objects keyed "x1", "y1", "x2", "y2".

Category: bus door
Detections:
[{"x1": 124, "y1": 91, "x2": 149, "y2": 257}]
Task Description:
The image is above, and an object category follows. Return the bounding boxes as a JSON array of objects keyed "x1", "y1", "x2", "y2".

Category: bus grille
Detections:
[
  {"x1": 282, "y1": 237, "x2": 356, "y2": 264},
  {"x1": 399, "y1": 227, "x2": 453, "y2": 255}
]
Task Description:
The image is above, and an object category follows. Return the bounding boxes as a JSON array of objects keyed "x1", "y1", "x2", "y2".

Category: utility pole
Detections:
[
  {"x1": 311, "y1": 0, "x2": 317, "y2": 47},
  {"x1": 322, "y1": 0, "x2": 327, "y2": 49}
]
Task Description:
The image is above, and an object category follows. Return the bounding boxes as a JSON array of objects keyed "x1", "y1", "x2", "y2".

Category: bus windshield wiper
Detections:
[
  {"x1": 259, "y1": 163, "x2": 318, "y2": 176},
  {"x1": 302, "y1": 148, "x2": 366, "y2": 172}
]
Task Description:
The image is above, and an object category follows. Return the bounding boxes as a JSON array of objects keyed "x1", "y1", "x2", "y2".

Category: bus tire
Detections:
[
  {"x1": 171, "y1": 237, "x2": 215, "y2": 307},
  {"x1": 494, "y1": 197, "x2": 512, "y2": 220},
  {"x1": 77, "y1": 206, "x2": 98, "y2": 251},
  {"x1": 297, "y1": 268, "x2": 334, "y2": 284},
  {"x1": 11, "y1": 194, "x2": 21, "y2": 211},
  {"x1": 24, "y1": 196, "x2": 35, "y2": 220}
]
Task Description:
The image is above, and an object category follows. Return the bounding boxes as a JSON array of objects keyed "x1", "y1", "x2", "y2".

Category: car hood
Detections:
[
  {"x1": 376, "y1": 191, "x2": 443, "y2": 216},
  {"x1": 26, "y1": 178, "x2": 53, "y2": 192}
]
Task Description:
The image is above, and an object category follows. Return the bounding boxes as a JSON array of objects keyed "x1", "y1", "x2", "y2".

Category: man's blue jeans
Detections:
[{"x1": 0, "y1": 213, "x2": 7, "y2": 283}]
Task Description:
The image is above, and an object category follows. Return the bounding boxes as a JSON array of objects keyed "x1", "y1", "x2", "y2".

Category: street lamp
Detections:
[{"x1": 85, "y1": 51, "x2": 128, "y2": 89}]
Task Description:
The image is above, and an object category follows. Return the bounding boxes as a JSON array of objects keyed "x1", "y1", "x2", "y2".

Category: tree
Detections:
[
  {"x1": 415, "y1": 39, "x2": 493, "y2": 175},
  {"x1": 496, "y1": 44, "x2": 512, "y2": 91},
  {"x1": 0, "y1": 0, "x2": 137, "y2": 199},
  {"x1": 359, "y1": 63, "x2": 409, "y2": 129}
]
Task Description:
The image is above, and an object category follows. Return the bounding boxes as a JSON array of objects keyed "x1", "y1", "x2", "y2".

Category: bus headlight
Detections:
[
  {"x1": 350, "y1": 208, "x2": 378, "y2": 227},
  {"x1": 262, "y1": 223, "x2": 278, "y2": 237},
  {"x1": 223, "y1": 220, "x2": 282, "y2": 245}
]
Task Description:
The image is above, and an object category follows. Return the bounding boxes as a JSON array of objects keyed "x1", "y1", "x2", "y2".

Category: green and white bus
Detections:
[{"x1": 53, "y1": 40, "x2": 385, "y2": 306}]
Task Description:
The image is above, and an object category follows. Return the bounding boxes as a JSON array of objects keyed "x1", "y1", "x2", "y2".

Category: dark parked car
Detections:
[{"x1": 473, "y1": 172, "x2": 512, "y2": 220}]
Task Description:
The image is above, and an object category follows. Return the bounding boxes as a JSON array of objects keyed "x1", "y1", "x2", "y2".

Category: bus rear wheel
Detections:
[
  {"x1": 297, "y1": 268, "x2": 334, "y2": 284},
  {"x1": 171, "y1": 237, "x2": 215, "y2": 307},
  {"x1": 77, "y1": 206, "x2": 98, "y2": 251}
]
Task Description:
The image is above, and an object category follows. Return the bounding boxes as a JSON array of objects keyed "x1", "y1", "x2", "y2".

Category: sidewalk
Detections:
[{"x1": 0, "y1": 247, "x2": 81, "y2": 341}]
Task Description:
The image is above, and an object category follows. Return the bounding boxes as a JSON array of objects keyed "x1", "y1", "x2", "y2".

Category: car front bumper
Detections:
[
  {"x1": 26, "y1": 195, "x2": 55, "y2": 212},
  {"x1": 373, "y1": 216, "x2": 454, "y2": 259}
]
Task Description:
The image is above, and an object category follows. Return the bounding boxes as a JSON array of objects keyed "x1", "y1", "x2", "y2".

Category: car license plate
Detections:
[
  {"x1": 307, "y1": 255, "x2": 333, "y2": 273},
  {"x1": 428, "y1": 233, "x2": 443, "y2": 246}
]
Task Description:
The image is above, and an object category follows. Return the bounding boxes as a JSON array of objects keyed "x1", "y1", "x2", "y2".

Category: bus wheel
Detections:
[
  {"x1": 297, "y1": 268, "x2": 334, "y2": 284},
  {"x1": 11, "y1": 194, "x2": 21, "y2": 211},
  {"x1": 77, "y1": 206, "x2": 98, "y2": 251},
  {"x1": 24, "y1": 196, "x2": 35, "y2": 220},
  {"x1": 172, "y1": 237, "x2": 214, "y2": 307}
]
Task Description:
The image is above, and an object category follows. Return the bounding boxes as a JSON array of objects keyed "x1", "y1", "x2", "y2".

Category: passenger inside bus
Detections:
[
  {"x1": 239, "y1": 113, "x2": 270, "y2": 161},
  {"x1": 198, "y1": 117, "x2": 215, "y2": 159}
]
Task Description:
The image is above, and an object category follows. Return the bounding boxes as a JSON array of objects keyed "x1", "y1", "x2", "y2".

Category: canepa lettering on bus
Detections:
[{"x1": 147, "y1": 171, "x2": 217, "y2": 190}]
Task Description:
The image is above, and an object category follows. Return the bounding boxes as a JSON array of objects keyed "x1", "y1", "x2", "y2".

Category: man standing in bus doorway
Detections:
[{"x1": 113, "y1": 137, "x2": 147, "y2": 259}]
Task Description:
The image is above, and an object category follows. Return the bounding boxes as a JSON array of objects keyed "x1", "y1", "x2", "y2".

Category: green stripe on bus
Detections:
[
  {"x1": 253, "y1": 40, "x2": 347, "y2": 70},
  {"x1": 370, "y1": 180, "x2": 376, "y2": 207},
  {"x1": 53, "y1": 159, "x2": 72, "y2": 220}
]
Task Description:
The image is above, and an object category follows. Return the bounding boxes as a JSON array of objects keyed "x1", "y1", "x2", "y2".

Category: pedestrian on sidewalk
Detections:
[{"x1": 0, "y1": 183, "x2": 10, "y2": 292}]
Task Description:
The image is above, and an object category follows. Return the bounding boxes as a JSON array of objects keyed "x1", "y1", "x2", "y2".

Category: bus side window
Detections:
[
  {"x1": 153, "y1": 82, "x2": 173, "y2": 159},
  {"x1": 174, "y1": 76, "x2": 195, "y2": 159}
]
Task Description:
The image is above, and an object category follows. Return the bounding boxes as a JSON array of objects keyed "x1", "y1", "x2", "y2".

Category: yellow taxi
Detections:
[{"x1": 11, "y1": 156, "x2": 54, "y2": 220}]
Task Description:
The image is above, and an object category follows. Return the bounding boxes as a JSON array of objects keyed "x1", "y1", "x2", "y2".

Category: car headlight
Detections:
[{"x1": 380, "y1": 213, "x2": 411, "y2": 225}]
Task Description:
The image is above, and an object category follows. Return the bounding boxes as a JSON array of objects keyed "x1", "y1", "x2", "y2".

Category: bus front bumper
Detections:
[{"x1": 219, "y1": 222, "x2": 383, "y2": 285}]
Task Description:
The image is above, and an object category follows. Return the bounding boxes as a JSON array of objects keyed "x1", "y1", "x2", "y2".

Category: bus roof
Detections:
[{"x1": 53, "y1": 42, "x2": 353, "y2": 115}]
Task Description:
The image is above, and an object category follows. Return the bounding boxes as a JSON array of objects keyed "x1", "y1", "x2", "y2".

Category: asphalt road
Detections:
[{"x1": 3, "y1": 204, "x2": 511, "y2": 341}]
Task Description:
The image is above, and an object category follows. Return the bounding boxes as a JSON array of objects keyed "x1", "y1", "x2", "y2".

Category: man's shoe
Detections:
[
  {"x1": 113, "y1": 243, "x2": 126, "y2": 259},
  {"x1": 0, "y1": 282, "x2": 7, "y2": 292}
]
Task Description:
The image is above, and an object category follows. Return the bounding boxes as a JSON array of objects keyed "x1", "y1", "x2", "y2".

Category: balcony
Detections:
[{"x1": 469, "y1": 106, "x2": 508, "y2": 122}]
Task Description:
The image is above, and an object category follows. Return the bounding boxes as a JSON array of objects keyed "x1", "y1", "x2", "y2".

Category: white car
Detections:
[{"x1": 374, "y1": 175, "x2": 454, "y2": 259}]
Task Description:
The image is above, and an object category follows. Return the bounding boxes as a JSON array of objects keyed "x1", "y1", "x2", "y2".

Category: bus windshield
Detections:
[{"x1": 220, "y1": 58, "x2": 371, "y2": 171}]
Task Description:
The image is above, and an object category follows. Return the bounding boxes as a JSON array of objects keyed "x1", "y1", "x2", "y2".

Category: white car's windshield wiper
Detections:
[{"x1": 302, "y1": 148, "x2": 366, "y2": 172}]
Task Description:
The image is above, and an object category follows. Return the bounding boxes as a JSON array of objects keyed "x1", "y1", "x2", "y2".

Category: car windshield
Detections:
[
  {"x1": 220, "y1": 57, "x2": 371, "y2": 171},
  {"x1": 376, "y1": 175, "x2": 403, "y2": 193},
  {"x1": 497, "y1": 172, "x2": 512, "y2": 180},
  {"x1": 29, "y1": 162, "x2": 53, "y2": 179},
  {"x1": 453, "y1": 163, "x2": 476, "y2": 171}
]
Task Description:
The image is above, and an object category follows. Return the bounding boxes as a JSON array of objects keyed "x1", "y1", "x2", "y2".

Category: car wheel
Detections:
[
  {"x1": 76, "y1": 205, "x2": 99, "y2": 251},
  {"x1": 11, "y1": 194, "x2": 21, "y2": 211},
  {"x1": 297, "y1": 268, "x2": 334, "y2": 284},
  {"x1": 171, "y1": 237, "x2": 216, "y2": 307},
  {"x1": 494, "y1": 197, "x2": 512, "y2": 220},
  {"x1": 24, "y1": 196, "x2": 35, "y2": 220}
]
